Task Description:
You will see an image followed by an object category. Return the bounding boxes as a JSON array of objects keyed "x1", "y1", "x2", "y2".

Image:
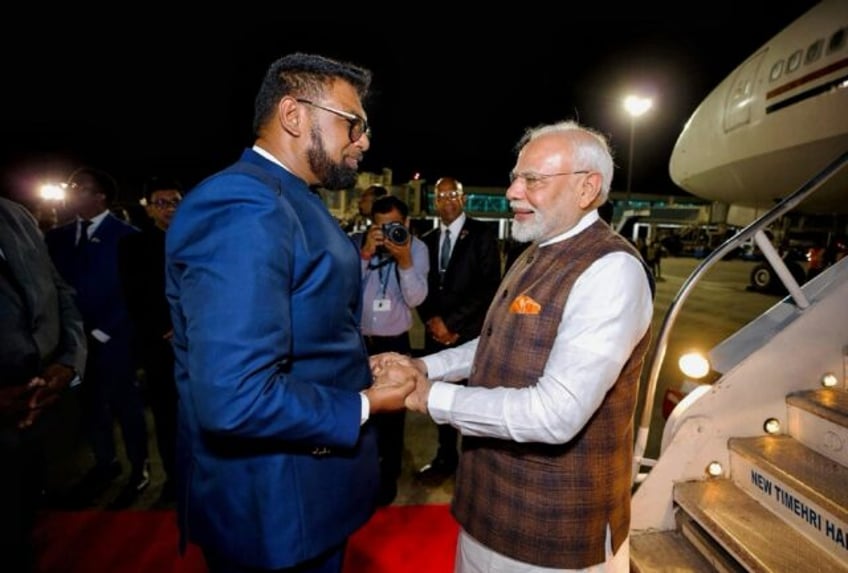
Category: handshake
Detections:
[{"x1": 363, "y1": 353, "x2": 431, "y2": 415}]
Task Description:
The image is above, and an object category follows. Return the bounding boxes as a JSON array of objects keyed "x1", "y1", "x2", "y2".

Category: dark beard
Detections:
[{"x1": 307, "y1": 126, "x2": 359, "y2": 190}]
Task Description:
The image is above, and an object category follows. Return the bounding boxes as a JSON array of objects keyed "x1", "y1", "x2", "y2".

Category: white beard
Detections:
[{"x1": 511, "y1": 211, "x2": 546, "y2": 243}]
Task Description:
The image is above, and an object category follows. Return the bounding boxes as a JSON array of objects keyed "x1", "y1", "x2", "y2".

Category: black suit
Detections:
[
  {"x1": 118, "y1": 227, "x2": 177, "y2": 490},
  {"x1": 46, "y1": 214, "x2": 149, "y2": 479},
  {"x1": 417, "y1": 216, "x2": 501, "y2": 466}
]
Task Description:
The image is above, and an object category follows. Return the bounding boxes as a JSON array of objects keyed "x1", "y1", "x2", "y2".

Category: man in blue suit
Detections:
[
  {"x1": 45, "y1": 167, "x2": 150, "y2": 508},
  {"x1": 165, "y1": 53, "x2": 415, "y2": 573}
]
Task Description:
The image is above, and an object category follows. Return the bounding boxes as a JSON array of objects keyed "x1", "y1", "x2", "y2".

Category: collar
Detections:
[
  {"x1": 442, "y1": 212, "x2": 467, "y2": 237},
  {"x1": 540, "y1": 210, "x2": 600, "y2": 247},
  {"x1": 78, "y1": 209, "x2": 109, "y2": 232},
  {"x1": 253, "y1": 145, "x2": 295, "y2": 175}
]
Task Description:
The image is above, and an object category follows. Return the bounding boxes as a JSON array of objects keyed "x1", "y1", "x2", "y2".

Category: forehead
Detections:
[
  {"x1": 151, "y1": 188, "x2": 181, "y2": 198},
  {"x1": 518, "y1": 133, "x2": 572, "y2": 169},
  {"x1": 374, "y1": 208, "x2": 403, "y2": 221},
  {"x1": 327, "y1": 79, "x2": 365, "y2": 115},
  {"x1": 70, "y1": 172, "x2": 97, "y2": 185}
]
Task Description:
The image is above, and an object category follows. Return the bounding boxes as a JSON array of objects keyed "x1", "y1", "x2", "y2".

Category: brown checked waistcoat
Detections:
[{"x1": 452, "y1": 220, "x2": 652, "y2": 569}]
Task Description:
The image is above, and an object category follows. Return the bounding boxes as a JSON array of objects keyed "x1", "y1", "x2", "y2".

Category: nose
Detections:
[
  {"x1": 355, "y1": 131, "x2": 371, "y2": 152},
  {"x1": 505, "y1": 180, "x2": 524, "y2": 201}
]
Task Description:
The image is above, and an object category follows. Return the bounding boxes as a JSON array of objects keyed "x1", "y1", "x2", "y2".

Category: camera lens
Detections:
[{"x1": 382, "y1": 222, "x2": 409, "y2": 245}]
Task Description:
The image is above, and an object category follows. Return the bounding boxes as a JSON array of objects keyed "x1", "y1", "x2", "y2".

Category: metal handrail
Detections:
[{"x1": 632, "y1": 149, "x2": 848, "y2": 483}]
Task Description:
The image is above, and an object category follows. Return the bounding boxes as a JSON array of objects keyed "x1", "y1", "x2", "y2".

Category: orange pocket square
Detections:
[{"x1": 509, "y1": 294, "x2": 542, "y2": 314}]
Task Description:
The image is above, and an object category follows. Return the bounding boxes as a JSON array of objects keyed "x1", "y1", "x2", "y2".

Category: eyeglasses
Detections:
[
  {"x1": 150, "y1": 199, "x2": 181, "y2": 209},
  {"x1": 509, "y1": 170, "x2": 590, "y2": 190},
  {"x1": 435, "y1": 190, "x2": 463, "y2": 201},
  {"x1": 65, "y1": 182, "x2": 97, "y2": 194},
  {"x1": 296, "y1": 98, "x2": 370, "y2": 143}
]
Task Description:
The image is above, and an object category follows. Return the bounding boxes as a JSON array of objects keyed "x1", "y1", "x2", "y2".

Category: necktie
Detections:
[
  {"x1": 78, "y1": 219, "x2": 92, "y2": 248},
  {"x1": 440, "y1": 229, "x2": 452, "y2": 273}
]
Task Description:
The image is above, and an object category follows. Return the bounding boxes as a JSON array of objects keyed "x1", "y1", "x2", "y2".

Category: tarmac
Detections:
[{"x1": 41, "y1": 256, "x2": 779, "y2": 510}]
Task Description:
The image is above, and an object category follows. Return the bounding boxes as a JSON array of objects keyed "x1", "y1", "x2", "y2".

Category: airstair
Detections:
[{"x1": 629, "y1": 152, "x2": 848, "y2": 572}]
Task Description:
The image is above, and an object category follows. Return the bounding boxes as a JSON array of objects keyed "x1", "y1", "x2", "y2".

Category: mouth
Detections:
[
  {"x1": 345, "y1": 154, "x2": 363, "y2": 169},
  {"x1": 511, "y1": 205, "x2": 534, "y2": 221}
]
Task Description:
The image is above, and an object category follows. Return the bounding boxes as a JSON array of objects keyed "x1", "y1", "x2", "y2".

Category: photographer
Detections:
[{"x1": 351, "y1": 195, "x2": 429, "y2": 505}]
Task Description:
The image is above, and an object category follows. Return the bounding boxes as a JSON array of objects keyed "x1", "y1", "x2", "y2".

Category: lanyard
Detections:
[
  {"x1": 368, "y1": 257, "x2": 394, "y2": 298},
  {"x1": 378, "y1": 262, "x2": 392, "y2": 298}
]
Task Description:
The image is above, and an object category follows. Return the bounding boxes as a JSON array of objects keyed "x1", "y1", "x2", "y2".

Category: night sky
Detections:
[{"x1": 1, "y1": 3, "x2": 820, "y2": 205}]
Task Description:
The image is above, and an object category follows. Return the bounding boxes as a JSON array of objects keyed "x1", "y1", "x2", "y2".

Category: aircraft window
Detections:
[
  {"x1": 828, "y1": 28, "x2": 846, "y2": 54},
  {"x1": 769, "y1": 60, "x2": 784, "y2": 82},
  {"x1": 731, "y1": 79, "x2": 752, "y2": 102},
  {"x1": 787, "y1": 49, "x2": 802, "y2": 73},
  {"x1": 805, "y1": 39, "x2": 823, "y2": 64}
]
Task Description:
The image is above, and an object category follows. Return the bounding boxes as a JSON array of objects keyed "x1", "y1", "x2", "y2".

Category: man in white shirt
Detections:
[{"x1": 373, "y1": 120, "x2": 654, "y2": 572}]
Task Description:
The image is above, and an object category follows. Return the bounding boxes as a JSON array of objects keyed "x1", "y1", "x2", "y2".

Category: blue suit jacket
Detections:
[
  {"x1": 165, "y1": 149, "x2": 377, "y2": 568},
  {"x1": 46, "y1": 213, "x2": 139, "y2": 366}
]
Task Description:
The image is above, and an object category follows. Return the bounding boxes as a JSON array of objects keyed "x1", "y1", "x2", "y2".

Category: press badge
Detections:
[{"x1": 373, "y1": 298, "x2": 391, "y2": 312}]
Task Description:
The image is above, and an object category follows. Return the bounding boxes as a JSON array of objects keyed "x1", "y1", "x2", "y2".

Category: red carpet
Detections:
[{"x1": 34, "y1": 504, "x2": 457, "y2": 572}]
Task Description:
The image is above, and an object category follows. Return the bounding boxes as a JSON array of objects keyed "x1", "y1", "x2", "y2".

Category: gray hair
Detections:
[{"x1": 516, "y1": 120, "x2": 615, "y2": 201}]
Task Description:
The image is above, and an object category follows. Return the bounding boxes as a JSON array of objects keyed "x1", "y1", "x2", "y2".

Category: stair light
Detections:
[
  {"x1": 706, "y1": 461, "x2": 723, "y2": 477},
  {"x1": 821, "y1": 372, "x2": 838, "y2": 387},
  {"x1": 763, "y1": 418, "x2": 781, "y2": 434},
  {"x1": 679, "y1": 352, "x2": 710, "y2": 380}
]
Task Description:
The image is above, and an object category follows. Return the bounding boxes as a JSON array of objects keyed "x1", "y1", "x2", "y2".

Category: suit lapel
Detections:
[{"x1": 445, "y1": 220, "x2": 472, "y2": 272}]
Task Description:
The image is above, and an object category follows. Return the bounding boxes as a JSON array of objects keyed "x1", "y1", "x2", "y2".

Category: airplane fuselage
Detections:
[{"x1": 669, "y1": 0, "x2": 848, "y2": 214}]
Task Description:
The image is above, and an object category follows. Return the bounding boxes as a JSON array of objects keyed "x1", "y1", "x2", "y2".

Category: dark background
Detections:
[{"x1": 0, "y1": 4, "x2": 820, "y2": 205}]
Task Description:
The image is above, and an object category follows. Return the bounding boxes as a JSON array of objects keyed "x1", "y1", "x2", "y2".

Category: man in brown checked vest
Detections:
[{"x1": 373, "y1": 120, "x2": 655, "y2": 572}]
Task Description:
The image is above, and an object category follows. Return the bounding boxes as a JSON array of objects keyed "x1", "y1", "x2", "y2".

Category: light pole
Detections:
[{"x1": 623, "y1": 94, "x2": 653, "y2": 210}]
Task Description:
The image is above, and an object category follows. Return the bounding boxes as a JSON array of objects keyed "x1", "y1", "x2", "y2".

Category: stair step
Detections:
[
  {"x1": 674, "y1": 479, "x2": 848, "y2": 572},
  {"x1": 675, "y1": 510, "x2": 747, "y2": 573},
  {"x1": 730, "y1": 435, "x2": 848, "y2": 565},
  {"x1": 787, "y1": 388, "x2": 848, "y2": 468},
  {"x1": 730, "y1": 435, "x2": 848, "y2": 516},
  {"x1": 630, "y1": 528, "x2": 715, "y2": 573},
  {"x1": 788, "y1": 389, "x2": 848, "y2": 426}
]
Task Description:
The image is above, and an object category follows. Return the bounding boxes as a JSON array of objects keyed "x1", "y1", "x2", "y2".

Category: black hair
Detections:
[
  {"x1": 252, "y1": 53, "x2": 372, "y2": 136},
  {"x1": 372, "y1": 194, "x2": 409, "y2": 219},
  {"x1": 143, "y1": 175, "x2": 184, "y2": 202},
  {"x1": 364, "y1": 184, "x2": 389, "y2": 199},
  {"x1": 68, "y1": 166, "x2": 119, "y2": 206}
]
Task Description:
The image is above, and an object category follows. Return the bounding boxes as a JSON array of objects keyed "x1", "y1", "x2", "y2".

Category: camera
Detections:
[{"x1": 382, "y1": 222, "x2": 410, "y2": 245}]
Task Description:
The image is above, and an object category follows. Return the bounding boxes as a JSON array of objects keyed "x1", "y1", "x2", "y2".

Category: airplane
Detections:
[
  {"x1": 630, "y1": 1, "x2": 848, "y2": 571},
  {"x1": 669, "y1": 0, "x2": 848, "y2": 218}
]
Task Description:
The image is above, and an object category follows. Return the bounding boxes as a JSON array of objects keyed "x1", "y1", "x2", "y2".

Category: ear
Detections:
[
  {"x1": 577, "y1": 172, "x2": 603, "y2": 209},
  {"x1": 279, "y1": 96, "x2": 303, "y2": 137}
]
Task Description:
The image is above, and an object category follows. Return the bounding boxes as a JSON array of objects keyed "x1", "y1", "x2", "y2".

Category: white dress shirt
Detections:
[
  {"x1": 421, "y1": 210, "x2": 653, "y2": 443},
  {"x1": 421, "y1": 210, "x2": 652, "y2": 573}
]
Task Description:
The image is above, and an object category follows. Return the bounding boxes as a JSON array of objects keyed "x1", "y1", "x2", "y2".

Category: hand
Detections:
[
  {"x1": 365, "y1": 362, "x2": 418, "y2": 414},
  {"x1": 379, "y1": 234, "x2": 413, "y2": 269},
  {"x1": 426, "y1": 317, "x2": 459, "y2": 346},
  {"x1": 369, "y1": 359, "x2": 431, "y2": 414},
  {"x1": 370, "y1": 352, "x2": 413, "y2": 376},
  {"x1": 404, "y1": 375, "x2": 432, "y2": 414},
  {"x1": 360, "y1": 225, "x2": 382, "y2": 259},
  {"x1": 22, "y1": 363, "x2": 75, "y2": 428}
]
